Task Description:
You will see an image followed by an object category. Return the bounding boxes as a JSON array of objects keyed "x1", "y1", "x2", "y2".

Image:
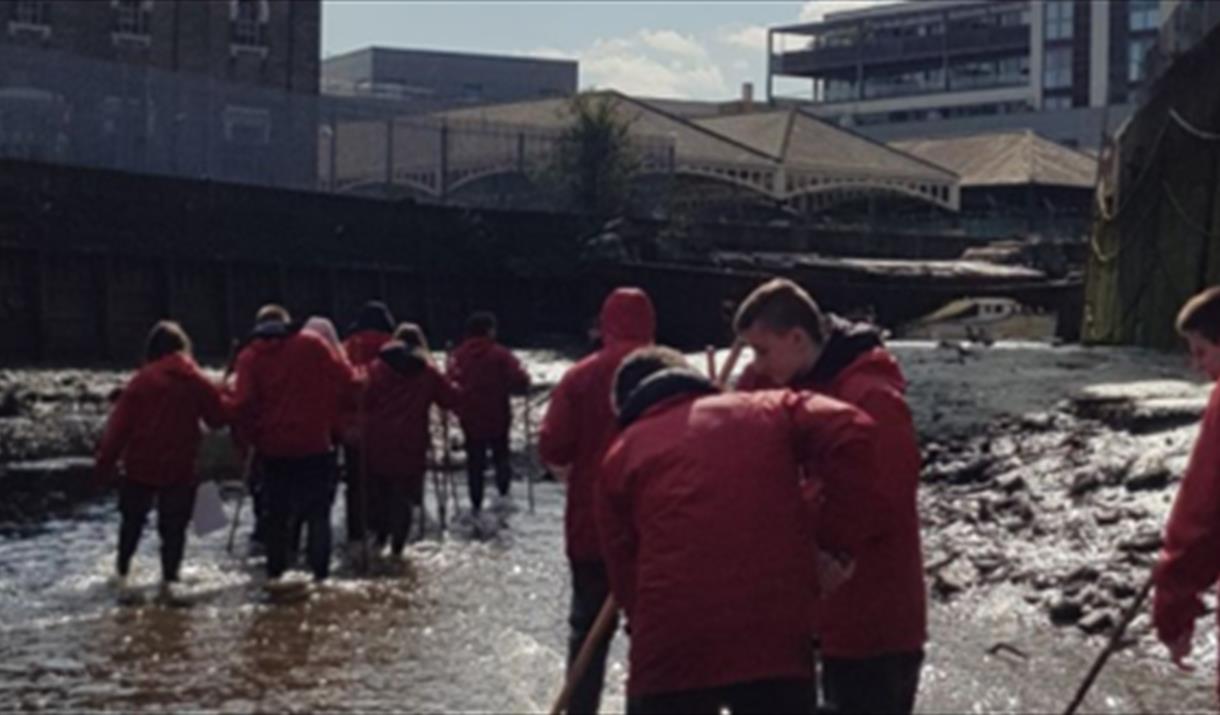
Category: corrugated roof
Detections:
[
  {"x1": 891, "y1": 131, "x2": 1097, "y2": 188},
  {"x1": 698, "y1": 109, "x2": 957, "y2": 180}
]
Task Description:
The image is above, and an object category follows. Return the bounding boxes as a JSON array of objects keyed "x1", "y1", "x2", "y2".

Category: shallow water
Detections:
[{"x1": 1, "y1": 345, "x2": 1218, "y2": 712}]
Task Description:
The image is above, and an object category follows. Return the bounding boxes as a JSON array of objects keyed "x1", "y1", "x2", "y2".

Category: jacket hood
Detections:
[
  {"x1": 147, "y1": 351, "x2": 198, "y2": 377},
  {"x1": 808, "y1": 314, "x2": 887, "y2": 387},
  {"x1": 600, "y1": 288, "x2": 656, "y2": 348},
  {"x1": 303, "y1": 316, "x2": 341, "y2": 351},
  {"x1": 350, "y1": 301, "x2": 395, "y2": 334},
  {"x1": 455, "y1": 336, "x2": 495, "y2": 358},
  {"x1": 247, "y1": 320, "x2": 304, "y2": 355},
  {"x1": 618, "y1": 367, "x2": 719, "y2": 428},
  {"x1": 378, "y1": 340, "x2": 428, "y2": 376}
]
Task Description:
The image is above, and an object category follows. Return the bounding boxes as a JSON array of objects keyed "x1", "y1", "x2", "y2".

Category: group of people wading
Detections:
[
  {"x1": 93, "y1": 278, "x2": 1220, "y2": 714},
  {"x1": 96, "y1": 301, "x2": 529, "y2": 590}
]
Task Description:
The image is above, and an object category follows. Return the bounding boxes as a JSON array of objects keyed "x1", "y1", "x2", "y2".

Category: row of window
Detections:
[
  {"x1": 820, "y1": 55, "x2": 1028, "y2": 101},
  {"x1": 1044, "y1": 0, "x2": 1159, "y2": 42},
  {"x1": 9, "y1": 0, "x2": 270, "y2": 47},
  {"x1": 848, "y1": 100, "x2": 1033, "y2": 126}
]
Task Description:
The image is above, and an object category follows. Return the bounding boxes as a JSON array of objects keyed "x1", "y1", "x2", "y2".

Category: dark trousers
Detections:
[
  {"x1": 343, "y1": 445, "x2": 367, "y2": 542},
  {"x1": 821, "y1": 650, "x2": 924, "y2": 715},
  {"x1": 248, "y1": 458, "x2": 269, "y2": 544},
  {"x1": 628, "y1": 678, "x2": 815, "y2": 715},
  {"x1": 369, "y1": 473, "x2": 423, "y2": 555},
  {"x1": 117, "y1": 480, "x2": 195, "y2": 582},
  {"x1": 568, "y1": 561, "x2": 618, "y2": 715},
  {"x1": 263, "y1": 453, "x2": 337, "y2": 581},
  {"x1": 465, "y1": 434, "x2": 510, "y2": 513}
]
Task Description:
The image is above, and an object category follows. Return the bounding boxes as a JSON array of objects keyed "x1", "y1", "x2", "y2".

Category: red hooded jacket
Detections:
[
  {"x1": 362, "y1": 342, "x2": 461, "y2": 480},
  {"x1": 539, "y1": 287, "x2": 656, "y2": 563},
  {"x1": 597, "y1": 372, "x2": 888, "y2": 698},
  {"x1": 344, "y1": 330, "x2": 392, "y2": 370},
  {"x1": 96, "y1": 352, "x2": 228, "y2": 488},
  {"x1": 737, "y1": 322, "x2": 927, "y2": 659},
  {"x1": 447, "y1": 336, "x2": 530, "y2": 442},
  {"x1": 233, "y1": 329, "x2": 359, "y2": 458},
  {"x1": 1154, "y1": 381, "x2": 1220, "y2": 696}
]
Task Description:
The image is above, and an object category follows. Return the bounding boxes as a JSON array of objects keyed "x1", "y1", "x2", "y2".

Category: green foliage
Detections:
[{"x1": 538, "y1": 92, "x2": 641, "y2": 219}]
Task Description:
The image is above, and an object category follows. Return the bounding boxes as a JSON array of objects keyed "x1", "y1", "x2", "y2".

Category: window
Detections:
[
  {"x1": 1129, "y1": 36, "x2": 1156, "y2": 83},
  {"x1": 1130, "y1": 0, "x2": 1159, "y2": 32},
  {"x1": 230, "y1": 0, "x2": 268, "y2": 48},
  {"x1": 1044, "y1": 0, "x2": 1074, "y2": 41},
  {"x1": 1043, "y1": 95, "x2": 1073, "y2": 111},
  {"x1": 112, "y1": 0, "x2": 152, "y2": 37},
  {"x1": 1043, "y1": 46, "x2": 1073, "y2": 89},
  {"x1": 223, "y1": 105, "x2": 270, "y2": 145},
  {"x1": 825, "y1": 77, "x2": 857, "y2": 102},
  {"x1": 12, "y1": 0, "x2": 48, "y2": 26}
]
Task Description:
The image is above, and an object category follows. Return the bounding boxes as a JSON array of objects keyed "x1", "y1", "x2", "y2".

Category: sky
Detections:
[{"x1": 322, "y1": 1, "x2": 903, "y2": 101}]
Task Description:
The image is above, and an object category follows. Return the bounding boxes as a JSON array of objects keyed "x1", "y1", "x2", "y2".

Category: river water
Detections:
[{"x1": 0, "y1": 346, "x2": 1217, "y2": 713}]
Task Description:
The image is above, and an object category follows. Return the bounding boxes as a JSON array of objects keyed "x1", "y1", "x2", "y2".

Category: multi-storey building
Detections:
[
  {"x1": 0, "y1": 0, "x2": 321, "y2": 187},
  {"x1": 767, "y1": 0, "x2": 1162, "y2": 148},
  {"x1": 322, "y1": 47, "x2": 577, "y2": 112}
]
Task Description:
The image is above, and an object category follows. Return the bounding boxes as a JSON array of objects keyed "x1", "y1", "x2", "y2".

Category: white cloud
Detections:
[
  {"x1": 719, "y1": 25, "x2": 769, "y2": 52},
  {"x1": 798, "y1": 0, "x2": 907, "y2": 23},
  {"x1": 638, "y1": 29, "x2": 708, "y2": 60}
]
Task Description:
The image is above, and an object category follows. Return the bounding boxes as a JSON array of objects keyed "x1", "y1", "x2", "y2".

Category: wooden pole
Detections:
[
  {"x1": 716, "y1": 339, "x2": 746, "y2": 388},
  {"x1": 1063, "y1": 573, "x2": 1155, "y2": 715},
  {"x1": 550, "y1": 596, "x2": 618, "y2": 715}
]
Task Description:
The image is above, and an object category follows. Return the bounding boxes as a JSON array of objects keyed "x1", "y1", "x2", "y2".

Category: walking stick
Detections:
[
  {"x1": 433, "y1": 408, "x2": 448, "y2": 533},
  {"x1": 1063, "y1": 572, "x2": 1155, "y2": 715},
  {"x1": 524, "y1": 394, "x2": 536, "y2": 515},
  {"x1": 358, "y1": 387, "x2": 372, "y2": 573},
  {"x1": 704, "y1": 345, "x2": 717, "y2": 382},
  {"x1": 550, "y1": 596, "x2": 618, "y2": 715},
  {"x1": 226, "y1": 450, "x2": 256, "y2": 555},
  {"x1": 717, "y1": 339, "x2": 745, "y2": 388},
  {"x1": 442, "y1": 407, "x2": 458, "y2": 518}
]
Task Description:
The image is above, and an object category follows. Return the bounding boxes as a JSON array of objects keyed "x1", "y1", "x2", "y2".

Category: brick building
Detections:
[{"x1": 0, "y1": 0, "x2": 321, "y2": 187}]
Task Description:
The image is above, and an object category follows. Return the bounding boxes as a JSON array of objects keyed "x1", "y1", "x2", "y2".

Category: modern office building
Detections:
[
  {"x1": 322, "y1": 47, "x2": 577, "y2": 109},
  {"x1": 767, "y1": 0, "x2": 1162, "y2": 148}
]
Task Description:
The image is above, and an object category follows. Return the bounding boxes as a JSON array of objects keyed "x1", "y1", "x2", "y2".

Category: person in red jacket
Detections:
[
  {"x1": 96, "y1": 321, "x2": 228, "y2": 595},
  {"x1": 341, "y1": 300, "x2": 396, "y2": 545},
  {"x1": 539, "y1": 286, "x2": 655, "y2": 715},
  {"x1": 233, "y1": 308, "x2": 359, "y2": 584},
  {"x1": 1154, "y1": 287, "x2": 1220, "y2": 697},
  {"x1": 597, "y1": 346, "x2": 890, "y2": 714},
  {"x1": 364, "y1": 323, "x2": 460, "y2": 554},
  {"x1": 448, "y1": 311, "x2": 531, "y2": 515},
  {"x1": 733, "y1": 278, "x2": 927, "y2": 715}
]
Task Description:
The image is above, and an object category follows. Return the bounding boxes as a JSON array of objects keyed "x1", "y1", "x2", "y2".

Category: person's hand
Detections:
[
  {"x1": 93, "y1": 464, "x2": 119, "y2": 489},
  {"x1": 1166, "y1": 630, "x2": 1194, "y2": 671},
  {"x1": 816, "y1": 549, "x2": 855, "y2": 598}
]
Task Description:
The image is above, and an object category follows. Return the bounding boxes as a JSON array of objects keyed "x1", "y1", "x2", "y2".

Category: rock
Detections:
[
  {"x1": 1078, "y1": 610, "x2": 1117, "y2": 635},
  {"x1": 0, "y1": 390, "x2": 20, "y2": 418},
  {"x1": 1094, "y1": 509, "x2": 1122, "y2": 526},
  {"x1": 1065, "y1": 565, "x2": 1100, "y2": 585},
  {"x1": 1125, "y1": 455, "x2": 1171, "y2": 491},
  {"x1": 1069, "y1": 471, "x2": 1102, "y2": 497},
  {"x1": 1119, "y1": 531, "x2": 1163, "y2": 554},
  {"x1": 1049, "y1": 596, "x2": 1084, "y2": 625},
  {"x1": 923, "y1": 456, "x2": 993, "y2": 485},
  {"x1": 996, "y1": 472, "x2": 1026, "y2": 494}
]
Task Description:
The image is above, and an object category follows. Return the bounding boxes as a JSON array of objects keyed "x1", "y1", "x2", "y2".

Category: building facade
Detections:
[
  {"x1": 0, "y1": 0, "x2": 321, "y2": 187},
  {"x1": 322, "y1": 47, "x2": 577, "y2": 111},
  {"x1": 768, "y1": 0, "x2": 1161, "y2": 148}
]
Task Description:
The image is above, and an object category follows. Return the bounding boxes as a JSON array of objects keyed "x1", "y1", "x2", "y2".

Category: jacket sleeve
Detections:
[
  {"x1": 502, "y1": 348, "x2": 531, "y2": 394},
  {"x1": 96, "y1": 383, "x2": 137, "y2": 476},
  {"x1": 431, "y1": 367, "x2": 462, "y2": 411},
  {"x1": 787, "y1": 392, "x2": 889, "y2": 557},
  {"x1": 1154, "y1": 385, "x2": 1220, "y2": 644},
  {"x1": 539, "y1": 370, "x2": 579, "y2": 469},
  {"x1": 194, "y1": 368, "x2": 230, "y2": 430},
  {"x1": 596, "y1": 439, "x2": 639, "y2": 619}
]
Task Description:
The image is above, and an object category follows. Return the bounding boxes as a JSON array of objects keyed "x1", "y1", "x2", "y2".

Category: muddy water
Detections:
[{"x1": 0, "y1": 345, "x2": 1218, "y2": 712}]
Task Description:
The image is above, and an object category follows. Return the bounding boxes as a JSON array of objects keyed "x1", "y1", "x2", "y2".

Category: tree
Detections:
[{"x1": 541, "y1": 92, "x2": 640, "y2": 219}]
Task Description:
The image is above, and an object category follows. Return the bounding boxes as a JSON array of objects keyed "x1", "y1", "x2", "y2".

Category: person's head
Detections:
[
  {"x1": 1177, "y1": 286, "x2": 1220, "y2": 380},
  {"x1": 394, "y1": 322, "x2": 430, "y2": 353},
  {"x1": 465, "y1": 311, "x2": 498, "y2": 340},
  {"x1": 600, "y1": 287, "x2": 656, "y2": 347},
  {"x1": 144, "y1": 320, "x2": 191, "y2": 364},
  {"x1": 612, "y1": 345, "x2": 690, "y2": 415},
  {"x1": 733, "y1": 278, "x2": 826, "y2": 386},
  {"x1": 254, "y1": 303, "x2": 291, "y2": 327},
  {"x1": 302, "y1": 316, "x2": 340, "y2": 350},
  {"x1": 352, "y1": 300, "x2": 395, "y2": 335}
]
